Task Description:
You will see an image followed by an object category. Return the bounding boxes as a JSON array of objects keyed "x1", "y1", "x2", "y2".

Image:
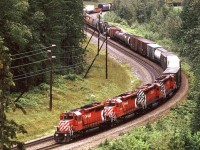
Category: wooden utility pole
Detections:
[
  {"x1": 48, "y1": 44, "x2": 56, "y2": 111},
  {"x1": 106, "y1": 30, "x2": 108, "y2": 79}
]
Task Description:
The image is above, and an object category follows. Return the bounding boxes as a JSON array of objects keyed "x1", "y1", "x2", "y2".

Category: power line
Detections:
[
  {"x1": 12, "y1": 51, "x2": 48, "y2": 61},
  {"x1": 13, "y1": 70, "x2": 51, "y2": 81},
  {"x1": 57, "y1": 55, "x2": 84, "y2": 60},
  {"x1": 54, "y1": 64, "x2": 85, "y2": 72},
  {"x1": 11, "y1": 45, "x2": 55, "y2": 57},
  {"x1": 11, "y1": 58, "x2": 50, "y2": 69},
  {"x1": 13, "y1": 63, "x2": 86, "y2": 81},
  {"x1": 53, "y1": 49, "x2": 84, "y2": 54},
  {"x1": 13, "y1": 67, "x2": 51, "y2": 78}
]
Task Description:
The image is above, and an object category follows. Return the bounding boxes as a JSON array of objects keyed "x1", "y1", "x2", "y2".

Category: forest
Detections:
[
  {"x1": 0, "y1": 0, "x2": 85, "y2": 149},
  {"x1": 97, "y1": 0, "x2": 200, "y2": 149},
  {"x1": 0, "y1": 0, "x2": 200, "y2": 149}
]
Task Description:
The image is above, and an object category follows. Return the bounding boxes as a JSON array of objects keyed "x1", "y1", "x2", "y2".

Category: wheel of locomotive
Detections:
[
  {"x1": 54, "y1": 134, "x2": 63, "y2": 144},
  {"x1": 64, "y1": 135, "x2": 71, "y2": 143},
  {"x1": 99, "y1": 123, "x2": 107, "y2": 130}
]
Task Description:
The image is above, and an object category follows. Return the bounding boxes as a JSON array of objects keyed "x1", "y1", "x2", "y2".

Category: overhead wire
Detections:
[
  {"x1": 13, "y1": 70, "x2": 51, "y2": 81},
  {"x1": 53, "y1": 48, "x2": 85, "y2": 54},
  {"x1": 11, "y1": 45, "x2": 55, "y2": 57},
  {"x1": 12, "y1": 51, "x2": 48, "y2": 61},
  {"x1": 10, "y1": 44, "x2": 90, "y2": 80},
  {"x1": 13, "y1": 61, "x2": 88, "y2": 81},
  {"x1": 11, "y1": 58, "x2": 50, "y2": 69},
  {"x1": 13, "y1": 67, "x2": 51, "y2": 78}
]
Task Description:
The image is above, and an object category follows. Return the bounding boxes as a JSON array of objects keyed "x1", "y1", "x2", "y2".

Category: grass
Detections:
[{"x1": 7, "y1": 39, "x2": 140, "y2": 142}]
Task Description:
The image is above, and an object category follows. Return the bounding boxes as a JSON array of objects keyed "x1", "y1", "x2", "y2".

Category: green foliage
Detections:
[
  {"x1": 177, "y1": 0, "x2": 200, "y2": 132},
  {"x1": 100, "y1": 0, "x2": 200, "y2": 149},
  {"x1": 0, "y1": 0, "x2": 85, "y2": 90},
  {"x1": 0, "y1": 37, "x2": 27, "y2": 149}
]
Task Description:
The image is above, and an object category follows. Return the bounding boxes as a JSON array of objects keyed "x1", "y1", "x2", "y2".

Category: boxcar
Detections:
[
  {"x1": 163, "y1": 67, "x2": 181, "y2": 89},
  {"x1": 129, "y1": 36, "x2": 142, "y2": 52},
  {"x1": 147, "y1": 43, "x2": 162, "y2": 60},
  {"x1": 160, "y1": 52, "x2": 180, "y2": 70},
  {"x1": 154, "y1": 47, "x2": 168, "y2": 63},
  {"x1": 137, "y1": 38, "x2": 155, "y2": 56}
]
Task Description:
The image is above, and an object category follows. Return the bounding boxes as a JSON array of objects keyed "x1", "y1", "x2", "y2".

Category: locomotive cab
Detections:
[
  {"x1": 104, "y1": 98, "x2": 123, "y2": 121},
  {"x1": 54, "y1": 111, "x2": 82, "y2": 143},
  {"x1": 73, "y1": 111, "x2": 83, "y2": 131}
]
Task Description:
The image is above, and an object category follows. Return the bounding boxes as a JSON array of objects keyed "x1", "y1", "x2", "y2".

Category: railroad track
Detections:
[{"x1": 11, "y1": 28, "x2": 188, "y2": 150}]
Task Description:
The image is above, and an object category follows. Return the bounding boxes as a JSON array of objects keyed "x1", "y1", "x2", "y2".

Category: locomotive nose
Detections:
[
  {"x1": 58, "y1": 120, "x2": 72, "y2": 132},
  {"x1": 104, "y1": 107, "x2": 114, "y2": 118}
]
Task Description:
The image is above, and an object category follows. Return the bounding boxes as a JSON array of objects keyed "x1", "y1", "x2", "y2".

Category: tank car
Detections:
[
  {"x1": 98, "y1": 3, "x2": 112, "y2": 11},
  {"x1": 107, "y1": 26, "x2": 121, "y2": 38},
  {"x1": 113, "y1": 32, "x2": 132, "y2": 45}
]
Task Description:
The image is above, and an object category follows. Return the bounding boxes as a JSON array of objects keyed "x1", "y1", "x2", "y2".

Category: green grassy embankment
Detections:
[{"x1": 7, "y1": 40, "x2": 140, "y2": 142}]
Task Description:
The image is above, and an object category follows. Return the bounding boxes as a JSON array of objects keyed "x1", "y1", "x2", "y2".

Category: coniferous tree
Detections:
[
  {"x1": 179, "y1": 0, "x2": 200, "y2": 132},
  {"x1": 0, "y1": 37, "x2": 27, "y2": 150}
]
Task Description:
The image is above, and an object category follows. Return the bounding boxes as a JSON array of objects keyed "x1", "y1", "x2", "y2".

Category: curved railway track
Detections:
[{"x1": 12, "y1": 28, "x2": 188, "y2": 150}]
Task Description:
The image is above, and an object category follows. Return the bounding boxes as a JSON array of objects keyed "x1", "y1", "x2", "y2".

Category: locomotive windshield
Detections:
[
  {"x1": 106, "y1": 102, "x2": 115, "y2": 106},
  {"x1": 60, "y1": 113, "x2": 73, "y2": 120}
]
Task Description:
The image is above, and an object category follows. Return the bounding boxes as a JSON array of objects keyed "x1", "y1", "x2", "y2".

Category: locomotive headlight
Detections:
[{"x1": 64, "y1": 134, "x2": 67, "y2": 136}]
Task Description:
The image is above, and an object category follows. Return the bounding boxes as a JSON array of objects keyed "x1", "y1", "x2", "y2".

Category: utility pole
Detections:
[
  {"x1": 105, "y1": 29, "x2": 108, "y2": 79},
  {"x1": 97, "y1": 12, "x2": 101, "y2": 55},
  {"x1": 48, "y1": 44, "x2": 56, "y2": 111},
  {"x1": 84, "y1": 12, "x2": 109, "y2": 79}
]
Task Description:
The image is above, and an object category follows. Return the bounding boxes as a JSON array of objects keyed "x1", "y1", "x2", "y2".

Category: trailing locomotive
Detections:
[{"x1": 54, "y1": 9, "x2": 182, "y2": 143}]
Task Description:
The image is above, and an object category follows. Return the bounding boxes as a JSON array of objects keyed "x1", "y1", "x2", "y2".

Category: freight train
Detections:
[{"x1": 54, "y1": 3, "x2": 181, "y2": 143}]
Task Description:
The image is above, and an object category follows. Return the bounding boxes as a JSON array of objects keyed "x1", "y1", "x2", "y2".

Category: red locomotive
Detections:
[
  {"x1": 103, "y1": 92, "x2": 138, "y2": 122},
  {"x1": 54, "y1": 102, "x2": 105, "y2": 143},
  {"x1": 54, "y1": 8, "x2": 182, "y2": 143}
]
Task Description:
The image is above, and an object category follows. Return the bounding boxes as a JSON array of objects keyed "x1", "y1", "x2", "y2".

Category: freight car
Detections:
[
  {"x1": 137, "y1": 38, "x2": 155, "y2": 56},
  {"x1": 98, "y1": 3, "x2": 112, "y2": 11},
  {"x1": 54, "y1": 11, "x2": 182, "y2": 143},
  {"x1": 147, "y1": 43, "x2": 161, "y2": 60}
]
